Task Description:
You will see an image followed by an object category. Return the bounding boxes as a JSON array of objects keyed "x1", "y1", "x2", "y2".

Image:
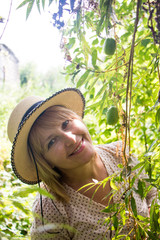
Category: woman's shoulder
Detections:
[
  {"x1": 31, "y1": 189, "x2": 71, "y2": 239},
  {"x1": 32, "y1": 192, "x2": 52, "y2": 214},
  {"x1": 95, "y1": 141, "x2": 124, "y2": 157},
  {"x1": 95, "y1": 141, "x2": 138, "y2": 166},
  {"x1": 32, "y1": 185, "x2": 67, "y2": 217}
]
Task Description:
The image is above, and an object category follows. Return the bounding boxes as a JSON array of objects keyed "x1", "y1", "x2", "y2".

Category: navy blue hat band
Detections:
[{"x1": 19, "y1": 101, "x2": 43, "y2": 127}]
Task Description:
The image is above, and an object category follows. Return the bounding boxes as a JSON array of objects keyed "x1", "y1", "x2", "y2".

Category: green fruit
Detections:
[
  {"x1": 104, "y1": 38, "x2": 116, "y2": 55},
  {"x1": 107, "y1": 106, "x2": 119, "y2": 125}
]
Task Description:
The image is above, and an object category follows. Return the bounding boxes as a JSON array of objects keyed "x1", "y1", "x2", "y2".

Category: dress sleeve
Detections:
[{"x1": 30, "y1": 194, "x2": 73, "y2": 240}]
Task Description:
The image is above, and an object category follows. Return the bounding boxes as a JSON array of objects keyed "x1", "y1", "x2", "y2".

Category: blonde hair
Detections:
[{"x1": 28, "y1": 105, "x2": 82, "y2": 202}]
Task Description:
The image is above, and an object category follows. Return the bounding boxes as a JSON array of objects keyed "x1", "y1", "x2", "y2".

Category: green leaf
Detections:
[
  {"x1": 12, "y1": 200, "x2": 29, "y2": 214},
  {"x1": 49, "y1": 0, "x2": 54, "y2": 5},
  {"x1": 26, "y1": 0, "x2": 35, "y2": 19},
  {"x1": 17, "y1": 0, "x2": 32, "y2": 9},
  {"x1": 112, "y1": 235, "x2": 128, "y2": 240},
  {"x1": 13, "y1": 186, "x2": 55, "y2": 200},
  {"x1": 144, "y1": 152, "x2": 155, "y2": 157},
  {"x1": 137, "y1": 179, "x2": 145, "y2": 198},
  {"x1": 76, "y1": 70, "x2": 90, "y2": 88},
  {"x1": 91, "y1": 49, "x2": 97, "y2": 67},
  {"x1": 141, "y1": 39, "x2": 150, "y2": 47},
  {"x1": 131, "y1": 161, "x2": 145, "y2": 171},
  {"x1": 131, "y1": 196, "x2": 137, "y2": 217},
  {"x1": 20, "y1": 229, "x2": 28, "y2": 236},
  {"x1": 147, "y1": 100, "x2": 159, "y2": 113},
  {"x1": 113, "y1": 215, "x2": 118, "y2": 230},
  {"x1": 122, "y1": 166, "x2": 131, "y2": 177},
  {"x1": 94, "y1": 82, "x2": 108, "y2": 101},
  {"x1": 110, "y1": 178, "x2": 118, "y2": 190},
  {"x1": 71, "y1": 70, "x2": 81, "y2": 83},
  {"x1": 42, "y1": 0, "x2": 45, "y2": 9},
  {"x1": 36, "y1": 0, "x2": 40, "y2": 13},
  {"x1": 148, "y1": 139, "x2": 158, "y2": 152},
  {"x1": 92, "y1": 38, "x2": 99, "y2": 45},
  {"x1": 155, "y1": 108, "x2": 160, "y2": 127},
  {"x1": 102, "y1": 203, "x2": 119, "y2": 213},
  {"x1": 86, "y1": 100, "x2": 103, "y2": 113},
  {"x1": 87, "y1": 77, "x2": 99, "y2": 90},
  {"x1": 67, "y1": 38, "x2": 76, "y2": 50},
  {"x1": 150, "y1": 200, "x2": 160, "y2": 232},
  {"x1": 96, "y1": 14, "x2": 105, "y2": 35},
  {"x1": 125, "y1": 189, "x2": 132, "y2": 199},
  {"x1": 80, "y1": 34, "x2": 91, "y2": 64},
  {"x1": 145, "y1": 162, "x2": 152, "y2": 179},
  {"x1": 98, "y1": 90, "x2": 108, "y2": 120}
]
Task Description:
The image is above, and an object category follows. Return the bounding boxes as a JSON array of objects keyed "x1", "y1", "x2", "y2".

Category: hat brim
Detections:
[{"x1": 11, "y1": 88, "x2": 85, "y2": 184}]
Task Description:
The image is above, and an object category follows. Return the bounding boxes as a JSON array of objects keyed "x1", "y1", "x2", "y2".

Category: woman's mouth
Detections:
[{"x1": 70, "y1": 139, "x2": 84, "y2": 156}]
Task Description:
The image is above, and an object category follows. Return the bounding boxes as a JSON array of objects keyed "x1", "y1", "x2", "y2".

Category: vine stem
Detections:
[
  {"x1": 0, "y1": 0, "x2": 13, "y2": 40},
  {"x1": 124, "y1": 1, "x2": 141, "y2": 235},
  {"x1": 124, "y1": 0, "x2": 141, "y2": 163}
]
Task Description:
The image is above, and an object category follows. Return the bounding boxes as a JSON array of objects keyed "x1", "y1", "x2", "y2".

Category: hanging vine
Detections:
[{"x1": 142, "y1": 0, "x2": 160, "y2": 45}]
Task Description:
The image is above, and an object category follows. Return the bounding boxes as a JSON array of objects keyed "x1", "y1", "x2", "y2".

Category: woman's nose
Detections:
[{"x1": 63, "y1": 131, "x2": 76, "y2": 146}]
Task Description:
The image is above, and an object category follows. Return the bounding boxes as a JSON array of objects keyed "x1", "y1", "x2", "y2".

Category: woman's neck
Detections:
[{"x1": 60, "y1": 154, "x2": 108, "y2": 189}]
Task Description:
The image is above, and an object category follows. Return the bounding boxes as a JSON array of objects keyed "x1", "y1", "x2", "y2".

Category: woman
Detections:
[{"x1": 7, "y1": 88, "x2": 157, "y2": 240}]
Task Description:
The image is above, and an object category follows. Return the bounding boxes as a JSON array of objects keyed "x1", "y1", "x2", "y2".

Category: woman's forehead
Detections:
[
  {"x1": 31, "y1": 106, "x2": 80, "y2": 133},
  {"x1": 42, "y1": 106, "x2": 76, "y2": 118}
]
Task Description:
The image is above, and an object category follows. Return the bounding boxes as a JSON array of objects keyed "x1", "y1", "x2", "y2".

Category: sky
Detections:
[{"x1": 0, "y1": 0, "x2": 65, "y2": 73}]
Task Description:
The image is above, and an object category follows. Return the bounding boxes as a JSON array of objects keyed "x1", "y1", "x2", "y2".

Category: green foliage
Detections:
[
  {"x1": 17, "y1": 0, "x2": 54, "y2": 19},
  {"x1": 20, "y1": 61, "x2": 68, "y2": 90},
  {"x1": 53, "y1": 0, "x2": 160, "y2": 238},
  {"x1": 0, "y1": 86, "x2": 34, "y2": 239},
  {"x1": 20, "y1": 62, "x2": 38, "y2": 86},
  {"x1": 0, "y1": 75, "x2": 70, "y2": 239}
]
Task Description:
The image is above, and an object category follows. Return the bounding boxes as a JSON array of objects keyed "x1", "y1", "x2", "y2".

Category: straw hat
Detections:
[{"x1": 7, "y1": 88, "x2": 85, "y2": 184}]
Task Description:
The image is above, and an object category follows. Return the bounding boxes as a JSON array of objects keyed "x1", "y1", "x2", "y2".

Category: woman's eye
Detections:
[
  {"x1": 48, "y1": 138, "x2": 55, "y2": 150},
  {"x1": 62, "y1": 120, "x2": 69, "y2": 130}
]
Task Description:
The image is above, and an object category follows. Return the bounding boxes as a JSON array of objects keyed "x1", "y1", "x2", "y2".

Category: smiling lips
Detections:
[{"x1": 70, "y1": 139, "x2": 84, "y2": 156}]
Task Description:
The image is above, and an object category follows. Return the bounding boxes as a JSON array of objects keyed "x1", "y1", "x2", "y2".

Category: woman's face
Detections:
[{"x1": 38, "y1": 116, "x2": 96, "y2": 172}]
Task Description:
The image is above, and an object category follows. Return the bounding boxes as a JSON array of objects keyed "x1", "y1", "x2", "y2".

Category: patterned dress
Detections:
[{"x1": 31, "y1": 141, "x2": 157, "y2": 239}]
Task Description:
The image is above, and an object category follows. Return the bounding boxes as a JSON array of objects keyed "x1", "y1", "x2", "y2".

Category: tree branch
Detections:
[{"x1": 0, "y1": 0, "x2": 13, "y2": 40}]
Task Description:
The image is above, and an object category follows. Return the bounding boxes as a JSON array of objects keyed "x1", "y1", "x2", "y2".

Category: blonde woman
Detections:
[{"x1": 7, "y1": 88, "x2": 157, "y2": 240}]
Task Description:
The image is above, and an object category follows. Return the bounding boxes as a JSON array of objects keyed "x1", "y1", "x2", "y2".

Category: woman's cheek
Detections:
[{"x1": 53, "y1": 144, "x2": 66, "y2": 160}]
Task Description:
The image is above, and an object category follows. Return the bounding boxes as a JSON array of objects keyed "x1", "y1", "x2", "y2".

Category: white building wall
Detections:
[{"x1": 0, "y1": 44, "x2": 20, "y2": 86}]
